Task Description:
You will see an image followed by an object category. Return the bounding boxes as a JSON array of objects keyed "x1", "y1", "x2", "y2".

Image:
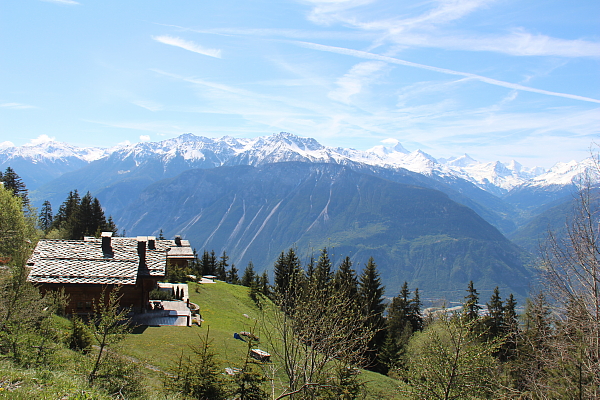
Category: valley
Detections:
[{"x1": 2, "y1": 132, "x2": 594, "y2": 300}]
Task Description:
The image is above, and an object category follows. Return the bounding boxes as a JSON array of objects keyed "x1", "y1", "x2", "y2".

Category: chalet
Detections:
[{"x1": 26, "y1": 232, "x2": 194, "y2": 315}]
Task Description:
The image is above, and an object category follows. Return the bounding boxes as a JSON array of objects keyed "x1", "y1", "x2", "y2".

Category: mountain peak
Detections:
[{"x1": 443, "y1": 154, "x2": 478, "y2": 168}]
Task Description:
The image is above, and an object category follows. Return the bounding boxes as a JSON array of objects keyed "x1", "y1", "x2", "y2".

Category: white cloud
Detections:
[
  {"x1": 305, "y1": 0, "x2": 377, "y2": 24},
  {"x1": 0, "y1": 102, "x2": 36, "y2": 109},
  {"x1": 382, "y1": 30, "x2": 600, "y2": 58},
  {"x1": 381, "y1": 138, "x2": 399, "y2": 145},
  {"x1": 133, "y1": 100, "x2": 163, "y2": 112},
  {"x1": 139, "y1": 135, "x2": 151, "y2": 142},
  {"x1": 294, "y1": 41, "x2": 600, "y2": 104},
  {"x1": 328, "y1": 61, "x2": 387, "y2": 103},
  {"x1": 27, "y1": 134, "x2": 55, "y2": 146},
  {"x1": 153, "y1": 35, "x2": 222, "y2": 58},
  {"x1": 40, "y1": 0, "x2": 79, "y2": 4},
  {"x1": 310, "y1": 0, "x2": 600, "y2": 58},
  {"x1": 0, "y1": 141, "x2": 14, "y2": 149}
]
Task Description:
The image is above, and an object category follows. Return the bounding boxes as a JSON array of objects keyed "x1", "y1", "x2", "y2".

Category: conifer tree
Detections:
[
  {"x1": 200, "y1": 250, "x2": 217, "y2": 276},
  {"x1": 500, "y1": 293, "x2": 519, "y2": 362},
  {"x1": 52, "y1": 190, "x2": 80, "y2": 233},
  {"x1": 381, "y1": 282, "x2": 423, "y2": 372},
  {"x1": 90, "y1": 196, "x2": 107, "y2": 235},
  {"x1": 241, "y1": 261, "x2": 256, "y2": 287},
  {"x1": 39, "y1": 200, "x2": 53, "y2": 232},
  {"x1": 305, "y1": 255, "x2": 315, "y2": 283},
  {"x1": 313, "y1": 248, "x2": 333, "y2": 294},
  {"x1": 72, "y1": 191, "x2": 93, "y2": 239},
  {"x1": 216, "y1": 251, "x2": 228, "y2": 281},
  {"x1": 387, "y1": 282, "x2": 410, "y2": 339},
  {"x1": 1, "y1": 167, "x2": 29, "y2": 206},
  {"x1": 258, "y1": 271, "x2": 270, "y2": 296},
  {"x1": 273, "y1": 248, "x2": 303, "y2": 312},
  {"x1": 358, "y1": 257, "x2": 386, "y2": 371},
  {"x1": 358, "y1": 257, "x2": 385, "y2": 324},
  {"x1": 333, "y1": 256, "x2": 359, "y2": 303},
  {"x1": 463, "y1": 280, "x2": 481, "y2": 322},
  {"x1": 209, "y1": 250, "x2": 217, "y2": 276},
  {"x1": 408, "y1": 288, "x2": 423, "y2": 333},
  {"x1": 227, "y1": 263, "x2": 239, "y2": 284},
  {"x1": 105, "y1": 215, "x2": 118, "y2": 235},
  {"x1": 508, "y1": 292, "x2": 553, "y2": 394},
  {"x1": 199, "y1": 251, "x2": 210, "y2": 276},
  {"x1": 485, "y1": 286, "x2": 505, "y2": 339}
]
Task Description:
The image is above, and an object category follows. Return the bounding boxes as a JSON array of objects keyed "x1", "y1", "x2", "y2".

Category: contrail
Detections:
[{"x1": 293, "y1": 41, "x2": 600, "y2": 104}]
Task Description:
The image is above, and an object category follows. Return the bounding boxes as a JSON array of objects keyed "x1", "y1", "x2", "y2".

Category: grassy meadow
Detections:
[{"x1": 119, "y1": 281, "x2": 403, "y2": 399}]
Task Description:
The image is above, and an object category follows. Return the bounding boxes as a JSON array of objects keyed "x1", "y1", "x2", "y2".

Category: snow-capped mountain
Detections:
[
  {"x1": 0, "y1": 140, "x2": 110, "y2": 163},
  {"x1": 0, "y1": 140, "x2": 113, "y2": 189},
  {"x1": 526, "y1": 158, "x2": 599, "y2": 188},
  {"x1": 7, "y1": 131, "x2": 594, "y2": 197}
]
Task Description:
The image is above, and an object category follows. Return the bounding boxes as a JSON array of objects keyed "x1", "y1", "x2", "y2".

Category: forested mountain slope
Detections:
[{"x1": 119, "y1": 162, "x2": 534, "y2": 300}]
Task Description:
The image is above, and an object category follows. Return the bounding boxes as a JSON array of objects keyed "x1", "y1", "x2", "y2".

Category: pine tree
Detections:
[
  {"x1": 72, "y1": 192, "x2": 93, "y2": 239},
  {"x1": 216, "y1": 251, "x2": 228, "y2": 281},
  {"x1": 387, "y1": 282, "x2": 411, "y2": 337},
  {"x1": 273, "y1": 248, "x2": 303, "y2": 312},
  {"x1": 500, "y1": 293, "x2": 519, "y2": 362},
  {"x1": 258, "y1": 271, "x2": 270, "y2": 297},
  {"x1": 463, "y1": 280, "x2": 481, "y2": 322},
  {"x1": 380, "y1": 282, "x2": 423, "y2": 372},
  {"x1": 305, "y1": 255, "x2": 315, "y2": 283},
  {"x1": 200, "y1": 250, "x2": 217, "y2": 276},
  {"x1": 333, "y1": 256, "x2": 359, "y2": 305},
  {"x1": 508, "y1": 292, "x2": 553, "y2": 394},
  {"x1": 358, "y1": 257, "x2": 385, "y2": 323},
  {"x1": 227, "y1": 264, "x2": 239, "y2": 284},
  {"x1": 105, "y1": 216, "x2": 118, "y2": 235},
  {"x1": 408, "y1": 288, "x2": 423, "y2": 333},
  {"x1": 358, "y1": 257, "x2": 386, "y2": 372},
  {"x1": 313, "y1": 248, "x2": 333, "y2": 294},
  {"x1": 485, "y1": 286, "x2": 504, "y2": 339},
  {"x1": 90, "y1": 196, "x2": 107, "y2": 236},
  {"x1": 1, "y1": 167, "x2": 29, "y2": 206},
  {"x1": 52, "y1": 190, "x2": 80, "y2": 233},
  {"x1": 208, "y1": 250, "x2": 217, "y2": 276},
  {"x1": 241, "y1": 261, "x2": 256, "y2": 287},
  {"x1": 39, "y1": 200, "x2": 53, "y2": 232}
]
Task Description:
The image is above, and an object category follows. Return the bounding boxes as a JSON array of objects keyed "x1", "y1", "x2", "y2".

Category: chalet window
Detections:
[
  {"x1": 76, "y1": 302, "x2": 84, "y2": 310},
  {"x1": 85, "y1": 301, "x2": 92, "y2": 310}
]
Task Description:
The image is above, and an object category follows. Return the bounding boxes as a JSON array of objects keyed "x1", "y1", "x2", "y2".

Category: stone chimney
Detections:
[
  {"x1": 137, "y1": 236, "x2": 147, "y2": 267},
  {"x1": 148, "y1": 236, "x2": 156, "y2": 250},
  {"x1": 175, "y1": 235, "x2": 182, "y2": 247},
  {"x1": 101, "y1": 232, "x2": 113, "y2": 256}
]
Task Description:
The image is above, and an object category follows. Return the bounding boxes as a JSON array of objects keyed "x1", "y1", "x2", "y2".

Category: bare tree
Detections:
[
  {"x1": 261, "y1": 291, "x2": 373, "y2": 399},
  {"x1": 88, "y1": 285, "x2": 132, "y2": 385},
  {"x1": 400, "y1": 311, "x2": 502, "y2": 400},
  {"x1": 540, "y1": 171, "x2": 600, "y2": 398}
]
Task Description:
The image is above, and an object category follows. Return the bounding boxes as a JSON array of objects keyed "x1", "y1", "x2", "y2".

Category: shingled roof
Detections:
[{"x1": 26, "y1": 235, "x2": 177, "y2": 285}]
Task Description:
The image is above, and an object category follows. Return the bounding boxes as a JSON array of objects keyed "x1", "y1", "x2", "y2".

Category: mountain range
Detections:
[{"x1": 2, "y1": 133, "x2": 596, "y2": 301}]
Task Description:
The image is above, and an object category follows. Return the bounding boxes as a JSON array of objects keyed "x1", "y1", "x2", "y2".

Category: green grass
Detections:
[{"x1": 120, "y1": 281, "x2": 405, "y2": 399}]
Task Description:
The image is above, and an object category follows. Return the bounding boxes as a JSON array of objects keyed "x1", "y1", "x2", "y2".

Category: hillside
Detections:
[
  {"x1": 117, "y1": 163, "x2": 534, "y2": 301},
  {"x1": 119, "y1": 281, "x2": 402, "y2": 399}
]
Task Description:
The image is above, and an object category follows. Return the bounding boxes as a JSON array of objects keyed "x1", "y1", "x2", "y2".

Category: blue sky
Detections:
[{"x1": 1, "y1": 0, "x2": 598, "y2": 168}]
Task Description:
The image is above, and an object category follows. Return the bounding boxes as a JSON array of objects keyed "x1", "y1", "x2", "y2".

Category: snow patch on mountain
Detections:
[
  {"x1": 525, "y1": 157, "x2": 598, "y2": 187},
  {"x1": 7, "y1": 132, "x2": 588, "y2": 195},
  {"x1": 0, "y1": 140, "x2": 110, "y2": 163}
]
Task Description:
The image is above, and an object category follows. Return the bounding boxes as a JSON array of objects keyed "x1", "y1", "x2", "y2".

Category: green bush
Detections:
[
  {"x1": 69, "y1": 316, "x2": 93, "y2": 354},
  {"x1": 149, "y1": 288, "x2": 174, "y2": 301}
]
